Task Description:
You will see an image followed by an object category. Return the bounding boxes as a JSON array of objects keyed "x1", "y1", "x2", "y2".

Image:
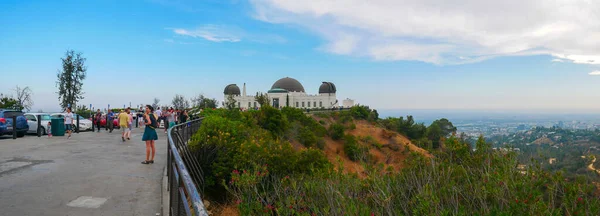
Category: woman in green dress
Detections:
[{"x1": 142, "y1": 105, "x2": 158, "y2": 164}]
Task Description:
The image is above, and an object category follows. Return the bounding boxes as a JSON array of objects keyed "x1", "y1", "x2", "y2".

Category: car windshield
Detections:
[{"x1": 40, "y1": 115, "x2": 51, "y2": 120}]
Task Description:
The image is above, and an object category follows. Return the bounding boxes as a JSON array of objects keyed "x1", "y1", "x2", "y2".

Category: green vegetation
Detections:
[
  {"x1": 56, "y1": 50, "x2": 87, "y2": 110},
  {"x1": 380, "y1": 115, "x2": 456, "y2": 149},
  {"x1": 0, "y1": 94, "x2": 20, "y2": 110},
  {"x1": 188, "y1": 106, "x2": 600, "y2": 215}
]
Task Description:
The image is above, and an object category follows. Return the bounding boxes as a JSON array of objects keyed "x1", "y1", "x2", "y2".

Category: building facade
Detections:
[{"x1": 224, "y1": 77, "x2": 352, "y2": 109}]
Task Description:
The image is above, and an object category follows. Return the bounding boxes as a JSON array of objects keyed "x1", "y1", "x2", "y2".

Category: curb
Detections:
[{"x1": 162, "y1": 166, "x2": 169, "y2": 216}]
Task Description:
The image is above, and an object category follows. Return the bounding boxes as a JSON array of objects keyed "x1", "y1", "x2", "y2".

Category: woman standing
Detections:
[
  {"x1": 126, "y1": 108, "x2": 133, "y2": 140},
  {"x1": 141, "y1": 105, "x2": 158, "y2": 164}
]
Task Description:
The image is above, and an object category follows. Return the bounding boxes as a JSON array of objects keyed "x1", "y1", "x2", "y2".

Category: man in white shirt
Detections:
[{"x1": 64, "y1": 107, "x2": 74, "y2": 139}]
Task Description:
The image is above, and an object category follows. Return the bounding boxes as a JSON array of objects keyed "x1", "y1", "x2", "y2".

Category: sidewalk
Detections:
[{"x1": 0, "y1": 128, "x2": 166, "y2": 216}]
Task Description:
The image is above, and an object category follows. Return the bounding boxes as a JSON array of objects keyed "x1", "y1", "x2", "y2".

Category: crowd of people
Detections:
[{"x1": 61, "y1": 105, "x2": 190, "y2": 165}]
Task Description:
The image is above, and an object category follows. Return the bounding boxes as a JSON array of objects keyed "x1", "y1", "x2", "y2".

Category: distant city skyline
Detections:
[{"x1": 1, "y1": 0, "x2": 599, "y2": 112}]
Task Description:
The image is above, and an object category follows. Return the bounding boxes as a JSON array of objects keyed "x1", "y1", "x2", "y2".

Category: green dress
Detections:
[{"x1": 142, "y1": 114, "x2": 158, "y2": 141}]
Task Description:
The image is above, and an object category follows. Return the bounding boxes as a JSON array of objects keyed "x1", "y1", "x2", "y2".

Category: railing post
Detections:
[
  {"x1": 37, "y1": 115, "x2": 42, "y2": 137},
  {"x1": 12, "y1": 116, "x2": 17, "y2": 139}
]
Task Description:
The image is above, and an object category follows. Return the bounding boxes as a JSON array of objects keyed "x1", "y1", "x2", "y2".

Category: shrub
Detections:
[
  {"x1": 348, "y1": 123, "x2": 357, "y2": 130},
  {"x1": 316, "y1": 138, "x2": 326, "y2": 150},
  {"x1": 257, "y1": 106, "x2": 288, "y2": 137},
  {"x1": 297, "y1": 127, "x2": 317, "y2": 148},
  {"x1": 329, "y1": 123, "x2": 345, "y2": 140},
  {"x1": 344, "y1": 134, "x2": 367, "y2": 162},
  {"x1": 318, "y1": 120, "x2": 326, "y2": 125},
  {"x1": 361, "y1": 135, "x2": 382, "y2": 149},
  {"x1": 349, "y1": 105, "x2": 371, "y2": 119}
]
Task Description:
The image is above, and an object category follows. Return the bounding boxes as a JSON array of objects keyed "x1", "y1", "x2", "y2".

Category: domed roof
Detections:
[
  {"x1": 319, "y1": 82, "x2": 337, "y2": 94},
  {"x1": 271, "y1": 77, "x2": 305, "y2": 93},
  {"x1": 223, "y1": 84, "x2": 241, "y2": 95}
]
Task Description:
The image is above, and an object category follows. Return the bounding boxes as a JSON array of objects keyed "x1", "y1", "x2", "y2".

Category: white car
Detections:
[
  {"x1": 24, "y1": 113, "x2": 52, "y2": 135},
  {"x1": 50, "y1": 113, "x2": 94, "y2": 131}
]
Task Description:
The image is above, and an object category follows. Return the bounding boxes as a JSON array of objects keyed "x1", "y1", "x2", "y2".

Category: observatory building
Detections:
[{"x1": 223, "y1": 77, "x2": 352, "y2": 109}]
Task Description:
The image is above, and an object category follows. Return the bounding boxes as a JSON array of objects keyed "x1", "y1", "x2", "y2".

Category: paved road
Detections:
[{"x1": 0, "y1": 128, "x2": 167, "y2": 216}]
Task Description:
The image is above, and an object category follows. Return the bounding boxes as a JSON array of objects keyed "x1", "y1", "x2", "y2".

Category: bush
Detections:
[
  {"x1": 348, "y1": 123, "x2": 356, "y2": 130},
  {"x1": 329, "y1": 123, "x2": 345, "y2": 140},
  {"x1": 257, "y1": 106, "x2": 288, "y2": 137},
  {"x1": 361, "y1": 135, "x2": 382, "y2": 149},
  {"x1": 344, "y1": 134, "x2": 367, "y2": 162},
  {"x1": 318, "y1": 120, "x2": 326, "y2": 125},
  {"x1": 297, "y1": 127, "x2": 317, "y2": 148},
  {"x1": 349, "y1": 105, "x2": 371, "y2": 120},
  {"x1": 316, "y1": 138, "x2": 326, "y2": 150}
]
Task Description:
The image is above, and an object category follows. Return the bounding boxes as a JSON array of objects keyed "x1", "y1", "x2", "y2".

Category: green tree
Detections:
[
  {"x1": 286, "y1": 94, "x2": 290, "y2": 107},
  {"x1": 254, "y1": 92, "x2": 269, "y2": 107},
  {"x1": 426, "y1": 123, "x2": 443, "y2": 148},
  {"x1": 56, "y1": 50, "x2": 87, "y2": 110},
  {"x1": 431, "y1": 118, "x2": 457, "y2": 136},
  {"x1": 0, "y1": 94, "x2": 20, "y2": 110},
  {"x1": 172, "y1": 94, "x2": 190, "y2": 110},
  {"x1": 75, "y1": 105, "x2": 91, "y2": 118},
  {"x1": 224, "y1": 94, "x2": 237, "y2": 110},
  {"x1": 191, "y1": 94, "x2": 218, "y2": 109}
]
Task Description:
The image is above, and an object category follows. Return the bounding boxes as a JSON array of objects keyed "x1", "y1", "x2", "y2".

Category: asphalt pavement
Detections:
[{"x1": 0, "y1": 128, "x2": 166, "y2": 216}]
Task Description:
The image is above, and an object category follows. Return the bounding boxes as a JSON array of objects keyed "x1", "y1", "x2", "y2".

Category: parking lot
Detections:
[{"x1": 0, "y1": 129, "x2": 166, "y2": 216}]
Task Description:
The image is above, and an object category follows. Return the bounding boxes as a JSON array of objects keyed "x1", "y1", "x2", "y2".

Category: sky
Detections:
[{"x1": 1, "y1": 0, "x2": 599, "y2": 113}]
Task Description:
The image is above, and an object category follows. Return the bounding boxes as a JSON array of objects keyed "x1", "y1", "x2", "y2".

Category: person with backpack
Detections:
[{"x1": 141, "y1": 105, "x2": 158, "y2": 164}]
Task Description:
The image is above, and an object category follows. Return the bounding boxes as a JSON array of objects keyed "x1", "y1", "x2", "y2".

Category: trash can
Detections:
[{"x1": 51, "y1": 118, "x2": 65, "y2": 136}]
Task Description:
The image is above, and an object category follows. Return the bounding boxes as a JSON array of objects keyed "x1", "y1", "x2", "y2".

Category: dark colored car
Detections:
[{"x1": 0, "y1": 109, "x2": 29, "y2": 137}]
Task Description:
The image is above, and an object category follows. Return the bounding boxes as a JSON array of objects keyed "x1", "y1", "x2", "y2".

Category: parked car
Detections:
[
  {"x1": 0, "y1": 109, "x2": 29, "y2": 137},
  {"x1": 50, "y1": 113, "x2": 94, "y2": 131},
  {"x1": 24, "y1": 113, "x2": 52, "y2": 135},
  {"x1": 92, "y1": 114, "x2": 119, "y2": 128}
]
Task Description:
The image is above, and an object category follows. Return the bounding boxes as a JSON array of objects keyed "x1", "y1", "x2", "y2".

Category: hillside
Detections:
[
  {"x1": 307, "y1": 115, "x2": 431, "y2": 176},
  {"x1": 192, "y1": 106, "x2": 600, "y2": 216}
]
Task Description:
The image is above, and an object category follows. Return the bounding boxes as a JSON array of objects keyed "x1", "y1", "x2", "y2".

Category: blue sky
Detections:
[{"x1": 1, "y1": 0, "x2": 599, "y2": 112}]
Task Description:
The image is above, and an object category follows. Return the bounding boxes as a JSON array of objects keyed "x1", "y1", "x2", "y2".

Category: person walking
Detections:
[
  {"x1": 180, "y1": 109, "x2": 189, "y2": 123},
  {"x1": 167, "y1": 107, "x2": 176, "y2": 129},
  {"x1": 94, "y1": 109, "x2": 102, "y2": 132},
  {"x1": 118, "y1": 109, "x2": 129, "y2": 142},
  {"x1": 107, "y1": 110, "x2": 115, "y2": 133},
  {"x1": 64, "y1": 107, "x2": 74, "y2": 139},
  {"x1": 141, "y1": 105, "x2": 158, "y2": 164},
  {"x1": 126, "y1": 108, "x2": 133, "y2": 140}
]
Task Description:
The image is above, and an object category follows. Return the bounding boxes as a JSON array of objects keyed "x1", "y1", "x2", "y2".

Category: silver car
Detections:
[
  {"x1": 24, "y1": 113, "x2": 52, "y2": 135},
  {"x1": 50, "y1": 113, "x2": 94, "y2": 131}
]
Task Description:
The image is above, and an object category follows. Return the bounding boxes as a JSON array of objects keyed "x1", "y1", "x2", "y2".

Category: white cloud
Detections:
[
  {"x1": 589, "y1": 71, "x2": 600, "y2": 76},
  {"x1": 171, "y1": 25, "x2": 241, "y2": 42},
  {"x1": 551, "y1": 58, "x2": 564, "y2": 62},
  {"x1": 250, "y1": 0, "x2": 600, "y2": 65},
  {"x1": 170, "y1": 25, "x2": 287, "y2": 44}
]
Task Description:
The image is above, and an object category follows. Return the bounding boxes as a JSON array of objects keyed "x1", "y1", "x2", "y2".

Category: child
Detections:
[{"x1": 47, "y1": 122, "x2": 52, "y2": 137}]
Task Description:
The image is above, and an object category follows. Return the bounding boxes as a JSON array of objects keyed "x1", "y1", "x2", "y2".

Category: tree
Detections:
[
  {"x1": 254, "y1": 92, "x2": 269, "y2": 107},
  {"x1": 191, "y1": 94, "x2": 218, "y2": 109},
  {"x1": 426, "y1": 123, "x2": 443, "y2": 148},
  {"x1": 56, "y1": 50, "x2": 87, "y2": 110},
  {"x1": 224, "y1": 94, "x2": 237, "y2": 110},
  {"x1": 0, "y1": 94, "x2": 19, "y2": 110},
  {"x1": 13, "y1": 85, "x2": 33, "y2": 111},
  {"x1": 432, "y1": 118, "x2": 457, "y2": 136},
  {"x1": 152, "y1": 98, "x2": 160, "y2": 109},
  {"x1": 75, "y1": 104, "x2": 91, "y2": 118},
  {"x1": 286, "y1": 94, "x2": 290, "y2": 107},
  {"x1": 172, "y1": 94, "x2": 189, "y2": 110}
]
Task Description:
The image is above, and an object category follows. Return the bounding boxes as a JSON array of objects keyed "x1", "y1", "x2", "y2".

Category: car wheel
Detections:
[
  {"x1": 41, "y1": 127, "x2": 46, "y2": 135},
  {"x1": 17, "y1": 131, "x2": 25, "y2": 137}
]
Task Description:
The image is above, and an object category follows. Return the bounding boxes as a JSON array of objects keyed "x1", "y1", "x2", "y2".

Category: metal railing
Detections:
[{"x1": 167, "y1": 118, "x2": 209, "y2": 216}]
